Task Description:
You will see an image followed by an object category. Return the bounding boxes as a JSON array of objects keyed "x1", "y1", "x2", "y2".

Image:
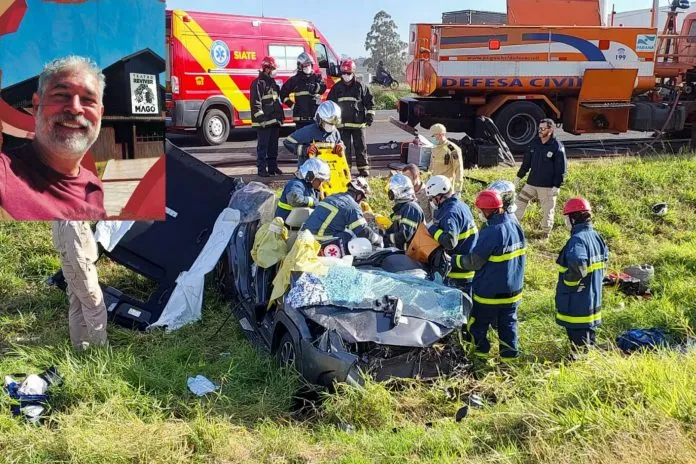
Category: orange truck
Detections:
[
  {"x1": 165, "y1": 9, "x2": 342, "y2": 145},
  {"x1": 396, "y1": 0, "x2": 696, "y2": 151}
]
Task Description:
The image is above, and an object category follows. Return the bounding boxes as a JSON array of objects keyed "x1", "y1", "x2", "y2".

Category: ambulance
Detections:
[{"x1": 165, "y1": 9, "x2": 342, "y2": 145}]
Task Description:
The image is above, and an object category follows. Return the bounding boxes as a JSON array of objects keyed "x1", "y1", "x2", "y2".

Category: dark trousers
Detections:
[
  {"x1": 466, "y1": 302, "x2": 519, "y2": 359},
  {"x1": 566, "y1": 327, "x2": 597, "y2": 351},
  {"x1": 256, "y1": 125, "x2": 280, "y2": 171},
  {"x1": 339, "y1": 127, "x2": 369, "y2": 172}
]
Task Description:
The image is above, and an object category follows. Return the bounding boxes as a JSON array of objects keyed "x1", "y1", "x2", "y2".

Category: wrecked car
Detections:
[{"x1": 216, "y1": 182, "x2": 473, "y2": 387}]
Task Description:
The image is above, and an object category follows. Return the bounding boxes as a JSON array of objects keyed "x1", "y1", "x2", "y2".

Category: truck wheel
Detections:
[
  {"x1": 199, "y1": 108, "x2": 230, "y2": 146},
  {"x1": 493, "y1": 101, "x2": 546, "y2": 152}
]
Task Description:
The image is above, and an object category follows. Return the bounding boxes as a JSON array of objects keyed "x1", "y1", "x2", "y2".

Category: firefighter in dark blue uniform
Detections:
[
  {"x1": 425, "y1": 175, "x2": 478, "y2": 295},
  {"x1": 327, "y1": 59, "x2": 375, "y2": 177},
  {"x1": 250, "y1": 56, "x2": 285, "y2": 177},
  {"x1": 451, "y1": 190, "x2": 527, "y2": 360},
  {"x1": 280, "y1": 52, "x2": 327, "y2": 130},
  {"x1": 555, "y1": 197, "x2": 609, "y2": 352},
  {"x1": 283, "y1": 101, "x2": 344, "y2": 167},
  {"x1": 275, "y1": 158, "x2": 331, "y2": 223},
  {"x1": 302, "y1": 177, "x2": 382, "y2": 253},
  {"x1": 381, "y1": 173, "x2": 424, "y2": 251}
]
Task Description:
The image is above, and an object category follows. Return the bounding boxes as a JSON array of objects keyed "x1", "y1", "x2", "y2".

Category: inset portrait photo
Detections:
[{"x1": 0, "y1": 0, "x2": 166, "y2": 221}]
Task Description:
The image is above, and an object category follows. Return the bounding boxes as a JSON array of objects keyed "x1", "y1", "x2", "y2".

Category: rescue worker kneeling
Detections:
[
  {"x1": 425, "y1": 175, "x2": 478, "y2": 296},
  {"x1": 380, "y1": 173, "x2": 424, "y2": 251},
  {"x1": 555, "y1": 197, "x2": 609, "y2": 353},
  {"x1": 283, "y1": 100, "x2": 344, "y2": 167},
  {"x1": 275, "y1": 158, "x2": 331, "y2": 228},
  {"x1": 302, "y1": 177, "x2": 383, "y2": 254},
  {"x1": 451, "y1": 190, "x2": 527, "y2": 360}
]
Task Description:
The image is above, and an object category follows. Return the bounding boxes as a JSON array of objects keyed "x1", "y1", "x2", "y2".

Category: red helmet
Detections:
[
  {"x1": 563, "y1": 197, "x2": 592, "y2": 215},
  {"x1": 261, "y1": 56, "x2": 277, "y2": 69},
  {"x1": 475, "y1": 190, "x2": 504, "y2": 210},
  {"x1": 340, "y1": 59, "x2": 356, "y2": 73}
]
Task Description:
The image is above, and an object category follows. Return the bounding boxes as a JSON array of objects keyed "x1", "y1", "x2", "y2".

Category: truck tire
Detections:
[
  {"x1": 493, "y1": 101, "x2": 546, "y2": 152},
  {"x1": 199, "y1": 108, "x2": 230, "y2": 146}
]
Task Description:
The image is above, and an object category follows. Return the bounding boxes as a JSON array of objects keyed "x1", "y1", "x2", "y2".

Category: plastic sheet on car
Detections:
[
  {"x1": 228, "y1": 181, "x2": 277, "y2": 224},
  {"x1": 287, "y1": 266, "x2": 468, "y2": 329}
]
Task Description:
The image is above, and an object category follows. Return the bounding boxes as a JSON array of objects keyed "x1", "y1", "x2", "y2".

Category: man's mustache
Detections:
[{"x1": 50, "y1": 113, "x2": 92, "y2": 129}]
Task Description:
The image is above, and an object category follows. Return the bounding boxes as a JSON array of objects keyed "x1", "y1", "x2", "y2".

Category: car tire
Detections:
[
  {"x1": 493, "y1": 101, "x2": 546, "y2": 153},
  {"x1": 277, "y1": 332, "x2": 299, "y2": 370},
  {"x1": 199, "y1": 108, "x2": 230, "y2": 146}
]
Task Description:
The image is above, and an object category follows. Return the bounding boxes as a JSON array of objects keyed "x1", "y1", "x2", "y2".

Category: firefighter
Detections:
[
  {"x1": 514, "y1": 118, "x2": 567, "y2": 239},
  {"x1": 251, "y1": 56, "x2": 285, "y2": 177},
  {"x1": 428, "y1": 124, "x2": 464, "y2": 194},
  {"x1": 52, "y1": 221, "x2": 108, "y2": 349},
  {"x1": 280, "y1": 52, "x2": 327, "y2": 130},
  {"x1": 283, "y1": 101, "x2": 344, "y2": 167},
  {"x1": 302, "y1": 177, "x2": 383, "y2": 253},
  {"x1": 327, "y1": 59, "x2": 375, "y2": 177},
  {"x1": 275, "y1": 158, "x2": 330, "y2": 223},
  {"x1": 451, "y1": 190, "x2": 527, "y2": 360},
  {"x1": 425, "y1": 175, "x2": 478, "y2": 295},
  {"x1": 380, "y1": 173, "x2": 424, "y2": 251},
  {"x1": 555, "y1": 197, "x2": 609, "y2": 354}
]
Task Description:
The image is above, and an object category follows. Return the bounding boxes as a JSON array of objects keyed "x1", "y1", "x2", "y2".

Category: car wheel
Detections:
[
  {"x1": 493, "y1": 101, "x2": 546, "y2": 153},
  {"x1": 277, "y1": 332, "x2": 298, "y2": 368},
  {"x1": 199, "y1": 108, "x2": 230, "y2": 146}
]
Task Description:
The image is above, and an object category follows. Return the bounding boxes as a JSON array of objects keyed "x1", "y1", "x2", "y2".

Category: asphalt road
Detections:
[{"x1": 166, "y1": 109, "x2": 652, "y2": 178}]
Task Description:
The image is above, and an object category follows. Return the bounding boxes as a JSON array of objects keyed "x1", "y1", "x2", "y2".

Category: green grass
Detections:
[
  {"x1": 369, "y1": 84, "x2": 414, "y2": 110},
  {"x1": 1, "y1": 154, "x2": 696, "y2": 463}
]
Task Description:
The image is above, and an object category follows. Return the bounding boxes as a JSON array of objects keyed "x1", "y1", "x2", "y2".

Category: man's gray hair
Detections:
[{"x1": 37, "y1": 55, "x2": 106, "y2": 98}]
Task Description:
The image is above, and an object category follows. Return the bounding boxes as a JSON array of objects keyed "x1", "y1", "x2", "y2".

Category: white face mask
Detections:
[
  {"x1": 429, "y1": 200, "x2": 439, "y2": 211},
  {"x1": 270, "y1": 69, "x2": 277, "y2": 77},
  {"x1": 478, "y1": 211, "x2": 488, "y2": 223},
  {"x1": 342, "y1": 74, "x2": 353, "y2": 82},
  {"x1": 564, "y1": 215, "x2": 573, "y2": 230},
  {"x1": 302, "y1": 66, "x2": 313, "y2": 75},
  {"x1": 322, "y1": 122, "x2": 336, "y2": 133}
]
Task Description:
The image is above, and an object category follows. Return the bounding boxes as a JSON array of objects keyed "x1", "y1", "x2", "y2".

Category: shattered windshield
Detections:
[
  {"x1": 287, "y1": 266, "x2": 468, "y2": 328},
  {"x1": 228, "y1": 181, "x2": 276, "y2": 223}
]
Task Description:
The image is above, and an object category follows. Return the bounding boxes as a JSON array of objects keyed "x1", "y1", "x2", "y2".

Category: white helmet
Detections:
[
  {"x1": 299, "y1": 158, "x2": 331, "y2": 183},
  {"x1": 315, "y1": 101, "x2": 341, "y2": 126},
  {"x1": 425, "y1": 175, "x2": 452, "y2": 198},
  {"x1": 348, "y1": 237, "x2": 372, "y2": 258},
  {"x1": 347, "y1": 177, "x2": 371, "y2": 197},
  {"x1": 388, "y1": 173, "x2": 415, "y2": 202},
  {"x1": 297, "y1": 52, "x2": 315, "y2": 68},
  {"x1": 488, "y1": 180, "x2": 517, "y2": 213}
]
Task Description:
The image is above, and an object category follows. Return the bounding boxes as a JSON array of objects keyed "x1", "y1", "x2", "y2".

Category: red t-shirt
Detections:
[{"x1": 0, "y1": 143, "x2": 106, "y2": 220}]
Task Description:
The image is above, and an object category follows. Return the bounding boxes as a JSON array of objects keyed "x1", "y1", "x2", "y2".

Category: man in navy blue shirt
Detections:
[{"x1": 514, "y1": 118, "x2": 567, "y2": 239}]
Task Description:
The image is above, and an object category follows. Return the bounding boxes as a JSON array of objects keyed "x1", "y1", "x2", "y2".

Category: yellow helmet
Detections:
[{"x1": 430, "y1": 123, "x2": 446, "y2": 135}]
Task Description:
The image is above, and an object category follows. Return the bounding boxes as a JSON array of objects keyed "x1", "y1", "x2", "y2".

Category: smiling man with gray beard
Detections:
[{"x1": 0, "y1": 55, "x2": 106, "y2": 220}]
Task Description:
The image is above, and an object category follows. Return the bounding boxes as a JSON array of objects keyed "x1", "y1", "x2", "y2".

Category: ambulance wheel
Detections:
[
  {"x1": 199, "y1": 109, "x2": 230, "y2": 146},
  {"x1": 494, "y1": 101, "x2": 546, "y2": 152}
]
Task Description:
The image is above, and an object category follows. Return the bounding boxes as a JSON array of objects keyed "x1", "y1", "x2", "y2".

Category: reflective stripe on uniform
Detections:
[
  {"x1": 343, "y1": 123, "x2": 366, "y2": 128},
  {"x1": 559, "y1": 261, "x2": 606, "y2": 286},
  {"x1": 253, "y1": 110, "x2": 264, "y2": 117},
  {"x1": 349, "y1": 217, "x2": 367, "y2": 230},
  {"x1": 401, "y1": 218, "x2": 419, "y2": 228},
  {"x1": 489, "y1": 248, "x2": 526, "y2": 262},
  {"x1": 277, "y1": 201, "x2": 293, "y2": 211},
  {"x1": 338, "y1": 97, "x2": 358, "y2": 102},
  {"x1": 252, "y1": 119, "x2": 281, "y2": 127},
  {"x1": 459, "y1": 227, "x2": 477, "y2": 241},
  {"x1": 473, "y1": 292, "x2": 523, "y2": 305},
  {"x1": 262, "y1": 94, "x2": 278, "y2": 100},
  {"x1": 294, "y1": 91, "x2": 311, "y2": 96},
  {"x1": 307, "y1": 197, "x2": 315, "y2": 208},
  {"x1": 449, "y1": 271, "x2": 475, "y2": 279},
  {"x1": 317, "y1": 202, "x2": 339, "y2": 238},
  {"x1": 286, "y1": 136, "x2": 298, "y2": 143},
  {"x1": 555, "y1": 312, "x2": 602, "y2": 324},
  {"x1": 367, "y1": 110, "x2": 376, "y2": 115},
  {"x1": 433, "y1": 229, "x2": 444, "y2": 241}
]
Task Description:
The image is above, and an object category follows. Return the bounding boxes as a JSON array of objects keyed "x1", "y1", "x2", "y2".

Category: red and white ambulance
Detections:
[{"x1": 166, "y1": 9, "x2": 343, "y2": 145}]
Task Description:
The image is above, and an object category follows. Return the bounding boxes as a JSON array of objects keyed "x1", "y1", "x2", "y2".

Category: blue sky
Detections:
[
  {"x1": 0, "y1": 0, "x2": 164, "y2": 86},
  {"x1": 166, "y1": 0, "x2": 659, "y2": 58}
]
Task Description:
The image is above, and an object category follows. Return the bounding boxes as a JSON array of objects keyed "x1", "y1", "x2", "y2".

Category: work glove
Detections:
[
  {"x1": 429, "y1": 247, "x2": 452, "y2": 278},
  {"x1": 365, "y1": 113, "x2": 374, "y2": 127},
  {"x1": 333, "y1": 143, "x2": 345, "y2": 156},
  {"x1": 551, "y1": 187, "x2": 560, "y2": 196},
  {"x1": 306, "y1": 144, "x2": 319, "y2": 157},
  {"x1": 513, "y1": 177, "x2": 521, "y2": 188}
]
